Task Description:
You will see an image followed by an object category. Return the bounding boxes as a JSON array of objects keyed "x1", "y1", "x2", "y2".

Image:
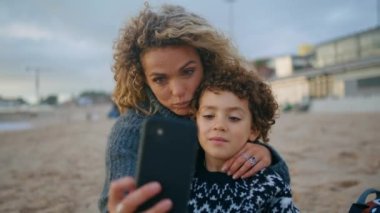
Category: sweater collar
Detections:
[{"x1": 144, "y1": 87, "x2": 189, "y2": 119}]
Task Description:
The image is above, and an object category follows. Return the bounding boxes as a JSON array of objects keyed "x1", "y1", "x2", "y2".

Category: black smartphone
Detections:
[{"x1": 135, "y1": 117, "x2": 198, "y2": 213}]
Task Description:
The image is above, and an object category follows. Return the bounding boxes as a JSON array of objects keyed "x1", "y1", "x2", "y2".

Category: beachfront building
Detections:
[
  {"x1": 265, "y1": 54, "x2": 313, "y2": 106},
  {"x1": 263, "y1": 26, "x2": 380, "y2": 109}
]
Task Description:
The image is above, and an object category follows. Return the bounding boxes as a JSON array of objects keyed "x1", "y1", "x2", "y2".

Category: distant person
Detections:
[
  {"x1": 107, "y1": 102, "x2": 120, "y2": 119},
  {"x1": 101, "y1": 4, "x2": 289, "y2": 213},
  {"x1": 188, "y1": 67, "x2": 300, "y2": 212}
]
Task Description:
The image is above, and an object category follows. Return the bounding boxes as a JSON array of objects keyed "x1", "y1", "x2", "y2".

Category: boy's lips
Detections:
[{"x1": 209, "y1": 137, "x2": 228, "y2": 143}]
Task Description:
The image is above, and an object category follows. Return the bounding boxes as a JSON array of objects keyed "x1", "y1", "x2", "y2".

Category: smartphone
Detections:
[{"x1": 135, "y1": 117, "x2": 198, "y2": 212}]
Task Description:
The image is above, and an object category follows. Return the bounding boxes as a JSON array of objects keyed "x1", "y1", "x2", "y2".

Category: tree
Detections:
[{"x1": 41, "y1": 95, "x2": 58, "y2": 105}]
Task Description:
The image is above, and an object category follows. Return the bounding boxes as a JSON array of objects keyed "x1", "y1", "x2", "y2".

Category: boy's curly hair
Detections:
[
  {"x1": 112, "y1": 4, "x2": 244, "y2": 114},
  {"x1": 192, "y1": 68, "x2": 278, "y2": 143}
]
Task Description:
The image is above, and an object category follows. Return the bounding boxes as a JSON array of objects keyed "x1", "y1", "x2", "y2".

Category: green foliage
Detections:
[{"x1": 40, "y1": 95, "x2": 58, "y2": 105}]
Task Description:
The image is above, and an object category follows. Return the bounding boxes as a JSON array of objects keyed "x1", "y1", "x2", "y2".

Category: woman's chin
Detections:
[{"x1": 171, "y1": 108, "x2": 192, "y2": 116}]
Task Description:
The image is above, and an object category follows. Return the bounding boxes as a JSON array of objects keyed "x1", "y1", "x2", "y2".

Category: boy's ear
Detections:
[{"x1": 249, "y1": 129, "x2": 259, "y2": 142}]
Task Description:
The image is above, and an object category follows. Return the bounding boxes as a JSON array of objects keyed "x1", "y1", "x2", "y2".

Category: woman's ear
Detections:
[{"x1": 248, "y1": 129, "x2": 259, "y2": 142}]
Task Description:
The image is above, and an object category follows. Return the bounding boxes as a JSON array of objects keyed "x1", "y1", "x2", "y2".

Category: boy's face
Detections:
[{"x1": 196, "y1": 89, "x2": 258, "y2": 161}]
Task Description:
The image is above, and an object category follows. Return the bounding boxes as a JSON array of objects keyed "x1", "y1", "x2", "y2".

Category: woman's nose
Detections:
[{"x1": 170, "y1": 80, "x2": 186, "y2": 97}]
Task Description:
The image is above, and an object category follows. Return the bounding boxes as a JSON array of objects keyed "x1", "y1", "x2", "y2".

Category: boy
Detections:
[{"x1": 188, "y1": 67, "x2": 300, "y2": 212}]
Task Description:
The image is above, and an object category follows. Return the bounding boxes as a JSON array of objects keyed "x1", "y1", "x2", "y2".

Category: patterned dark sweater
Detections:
[
  {"x1": 188, "y1": 157, "x2": 300, "y2": 213},
  {"x1": 98, "y1": 89, "x2": 291, "y2": 213}
]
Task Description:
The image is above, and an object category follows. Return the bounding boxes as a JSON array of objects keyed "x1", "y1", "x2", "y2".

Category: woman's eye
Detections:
[
  {"x1": 183, "y1": 68, "x2": 195, "y2": 76},
  {"x1": 152, "y1": 77, "x2": 166, "y2": 85}
]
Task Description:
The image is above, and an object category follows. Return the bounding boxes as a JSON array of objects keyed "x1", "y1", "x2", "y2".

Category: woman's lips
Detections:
[{"x1": 172, "y1": 101, "x2": 190, "y2": 108}]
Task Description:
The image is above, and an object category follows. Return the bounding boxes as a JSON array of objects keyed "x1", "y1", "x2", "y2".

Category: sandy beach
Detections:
[{"x1": 0, "y1": 104, "x2": 379, "y2": 213}]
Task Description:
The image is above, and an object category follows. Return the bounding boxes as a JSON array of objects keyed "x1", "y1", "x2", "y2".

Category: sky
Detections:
[{"x1": 0, "y1": 0, "x2": 378, "y2": 103}]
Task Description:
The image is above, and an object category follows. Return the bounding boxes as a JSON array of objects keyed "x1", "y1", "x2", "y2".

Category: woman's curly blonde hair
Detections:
[
  {"x1": 112, "y1": 4, "x2": 244, "y2": 114},
  {"x1": 192, "y1": 67, "x2": 279, "y2": 143}
]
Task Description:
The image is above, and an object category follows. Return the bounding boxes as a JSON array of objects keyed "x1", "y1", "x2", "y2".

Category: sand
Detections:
[{"x1": 0, "y1": 104, "x2": 379, "y2": 213}]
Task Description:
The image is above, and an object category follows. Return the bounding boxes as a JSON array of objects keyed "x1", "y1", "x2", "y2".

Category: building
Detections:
[{"x1": 264, "y1": 26, "x2": 380, "y2": 108}]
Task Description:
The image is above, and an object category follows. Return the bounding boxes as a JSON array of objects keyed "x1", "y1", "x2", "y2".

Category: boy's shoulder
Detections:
[
  {"x1": 245, "y1": 168, "x2": 288, "y2": 191},
  {"x1": 254, "y1": 167, "x2": 284, "y2": 179}
]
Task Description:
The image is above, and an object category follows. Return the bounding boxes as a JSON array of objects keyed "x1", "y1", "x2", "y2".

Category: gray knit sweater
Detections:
[{"x1": 98, "y1": 89, "x2": 290, "y2": 213}]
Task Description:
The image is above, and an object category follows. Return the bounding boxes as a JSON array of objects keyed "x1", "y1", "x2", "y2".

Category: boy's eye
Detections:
[
  {"x1": 202, "y1": 114, "x2": 214, "y2": 119},
  {"x1": 229, "y1": 116, "x2": 241, "y2": 122}
]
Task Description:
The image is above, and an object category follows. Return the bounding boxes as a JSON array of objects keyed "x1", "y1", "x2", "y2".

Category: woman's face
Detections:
[{"x1": 141, "y1": 45, "x2": 204, "y2": 116}]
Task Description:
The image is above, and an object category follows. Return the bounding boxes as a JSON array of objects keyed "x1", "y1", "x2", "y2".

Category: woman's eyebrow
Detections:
[
  {"x1": 179, "y1": 60, "x2": 197, "y2": 70},
  {"x1": 147, "y1": 72, "x2": 166, "y2": 77},
  {"x1": 147, "y1": 61, "x2": 197, "y2": 77}
]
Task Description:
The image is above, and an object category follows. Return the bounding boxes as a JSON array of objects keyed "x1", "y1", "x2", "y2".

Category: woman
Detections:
[{"x1": 100, "y1": 4, "x2": 289, "y2": 213}]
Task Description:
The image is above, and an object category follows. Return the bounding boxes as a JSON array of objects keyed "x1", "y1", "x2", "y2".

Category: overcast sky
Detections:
[{"x1": 0, "y1": 0, "x2": 377, "y2": 103}]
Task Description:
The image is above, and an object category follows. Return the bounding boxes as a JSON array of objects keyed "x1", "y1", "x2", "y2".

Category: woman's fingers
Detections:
[
  {"x1": 221, "y1": 147, "x2": 247, "y2": 173},
  {"x1": 108, "y1": 177, "x2": 136, "y2": 213},
  {"x1": 225, "y1": 152, "x2": 249, "y2": 177},
  {"x1": 145, "y1": 199, "x2": 173, "y2": 213},
  {"x1": 231, "y1": 156, "x2": 260, "y2": 179},
  {"x1": 223, "y1": 143, "x2": 273, "y2": 179},
  {"x1": 241, "y1": 160, "x2": 267, "y2": 179},
  {"x1": 119, "y1": 181, "x2": 162, "y2": 212},
  {"x1": 108, "y1": 177, "x2": 171, "y2": 213}
]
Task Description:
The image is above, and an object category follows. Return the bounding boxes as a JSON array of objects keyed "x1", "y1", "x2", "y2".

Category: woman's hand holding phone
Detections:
[{"x1": 108, "y1": 176, "x2": 172, "y2": 213}]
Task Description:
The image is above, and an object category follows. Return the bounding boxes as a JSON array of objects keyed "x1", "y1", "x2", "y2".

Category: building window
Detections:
[{"x1": 357, "y1": 76, "x2": 380, "y2": 89}]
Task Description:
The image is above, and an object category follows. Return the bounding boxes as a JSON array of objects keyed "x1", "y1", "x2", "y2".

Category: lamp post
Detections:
[
  {"x1": 26, "y1": 66, "x2": 40, "y2": 104},
  {"x1": 226, "y1": 0, "x2": 236, "y2": 40},
  {"x1": 377, "y1": 0, "x2": 380, "y2": 26}
]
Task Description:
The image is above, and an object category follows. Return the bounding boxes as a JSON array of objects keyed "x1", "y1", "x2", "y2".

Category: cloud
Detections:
[
  {"x1": 0, "y1": 21, "x2": 112, "y2": 75},
  {"x1": 324, "y1": 6, "x2": 356, "y2": 26},
  {"x1": 0, "y1": 21, "x2": 110, "y2": 55},
  {"x1": 0, "y1": 23, "x2": 53, "y2": 40}
]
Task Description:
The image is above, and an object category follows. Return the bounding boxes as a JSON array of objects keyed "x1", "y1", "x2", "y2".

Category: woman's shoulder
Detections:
[
  {"x1": 116, "y1": 109, "x2": 145, "y2": 126},
  {"x1": 106, "y1": 109, "x2": 148, "y2": 152},
  {"x1": 110, "y1": 108, "x2": 179, "y2": 132},
  {"x1": 109, "y1": 109, "x2": 146, "y2": 138}
]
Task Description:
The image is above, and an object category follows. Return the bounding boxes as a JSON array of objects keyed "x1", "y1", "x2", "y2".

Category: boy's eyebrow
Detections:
[
  {"x1": 198, "y1": 105, "x2": 216, "y2": 110},
  {"x1": 199, "y1": 105, "x2": 246, "y2": 113}
]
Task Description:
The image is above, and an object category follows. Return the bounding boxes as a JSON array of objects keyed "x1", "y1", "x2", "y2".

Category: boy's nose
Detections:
[{"x1": 212, "y1": 118, "x2": 227, "y2": 131}]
